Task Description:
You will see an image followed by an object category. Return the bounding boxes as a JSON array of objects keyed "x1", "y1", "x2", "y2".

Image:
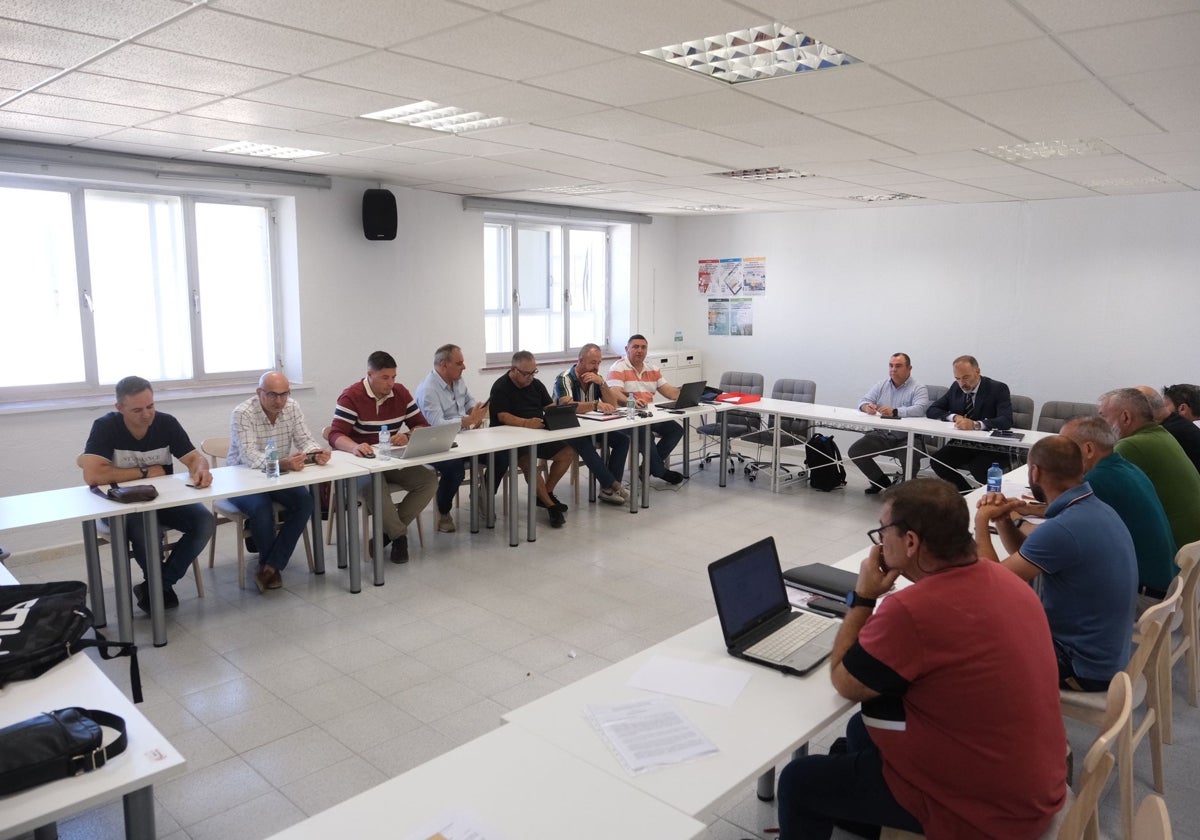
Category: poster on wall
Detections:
[
  {"x1": 708, "y1": 298, "x2": 754, "y2": 336},
  {"x1": 742, "y1": 257, "x2": 766, "y2": 296},
  {"x1": 698, "y1": 259, "x2": 716, "y2": 294},
  {"x1": 698, "y1": 257, "x2": 767, "y2": 297},
  {"x1": 708, "y1": 299, "x2": 730, "y2": 335}
]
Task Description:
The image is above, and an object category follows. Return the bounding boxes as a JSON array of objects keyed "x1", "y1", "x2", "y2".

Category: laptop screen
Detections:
[{"x1": 709, "y1": 536, "x2": 790, "y2": 644}]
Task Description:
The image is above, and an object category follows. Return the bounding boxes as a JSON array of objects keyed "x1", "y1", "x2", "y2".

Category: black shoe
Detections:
[
  {"x1": 244, "y1": 533, "x2": 258, "y2": 554},
  {"x1": 536, "y1": 497, "x2": 568, "y2": 514},
  {"x1": 661, "y1": 469, "x2": 685, "y2": 486},
  {"x1": 864, "y1": 478, "x2": 891, "y2": 495},
  {"x1": 548, "y1": 507, "x2": 566, "y2": 528},
  {"x1": 390, "y1": 535, "x2": 409, "y2": 564},
  {"x1": 367, "y1": 534, "x2": 393, "y2": 556},
  {"x1": 133, "y1": 582, "x2": 150, "y2": 615},
  {"x1": 163, "y1": 585, "x2": 179, "y2": 609},
  {"x1": 549, "y1": 493, "x2": 568, "y2": 512}
]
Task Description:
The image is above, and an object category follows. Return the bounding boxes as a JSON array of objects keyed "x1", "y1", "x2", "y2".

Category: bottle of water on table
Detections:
[
  {"x1": 378, "y1": 424, "x2": 391, "y2": 448},
  {"x1": 626, "y1": 395, "x2": 636, "y2": 420},
  {"x1": 986, "y1": 462, "x2": 1003, "y2": 494},
  {"x1": 265, "y1": 438, "x2": 280, "y2": 478}
]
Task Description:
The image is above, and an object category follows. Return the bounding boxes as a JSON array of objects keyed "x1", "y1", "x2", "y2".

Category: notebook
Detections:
[
  {"x1": 656, "y1": 380, "x2": 709, "y2": 410},
  {"x1": 708, "y1": 536, "x2": 840, "y2": 676},
  {"x1": 383, "y1": 423, "x2": 459, "y2": 459},
  {"x1": 542, "y1": 403, "x2": 581, "y2": 431},
  {"x1": 782, "y1": 563, "x2": 858, "y2": 600}
]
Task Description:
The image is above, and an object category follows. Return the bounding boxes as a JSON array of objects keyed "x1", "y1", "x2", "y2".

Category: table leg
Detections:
[
  {"x1": 486, "y1": 452, "x2": 497, "y2": 530},
  {"x1": 122, "y1": 784, "x2": 155, "y2": 840},
  {"x1": 141, "y1": 510, "x2": 167, "y2": 648},
  {"x1": 347, "y1": 480, "x2": 363, "y2": 590},
  {"x1": 905, "y1": 431, "x2": 916, "y2": 480},
  {"x1": 507, "y1": 447, "x2": 519, "y2": 547},
  {"x1": 771, "y1": 415, "x2": 782, "y2": 494},
  {"x1": 526, "y1": 443, "x2": 537, "y2": 542},
  {"x1": 334, "y1": 478, "x2": 348, "y2": 570},
  {"x1": 627, "y1": 421, "x2": 639, "y2": 514},
  {"x1": 470, "y1": 454, "x2": 481, "y2": 534},
  {"x1": 682, "y1": 417, "x2": 692, "y2": 478},
  {"x1": 371, "y1": 472, "x2": 385, "y2": 587},
  {"x1": 309, "y1": 484, "x2": 325, "y2": 575},
  {"x1": 756, "y1": 767, "x2": 775, "y2": 802},
  {"x1": 718, "y1": 411, "x2": 729, "y2": 488},
  {"x1": 33, "y1": 824, "x2": 58, "y2": 839},
  {"x1": 81, "y1": 520, "x2": 107, "y2": 628},
  {"x1": 110, "y1": 516, "x2": 133, "y2": 645},
  {"x1": 640, "y1": 424, "x2": 651, "y2": 510}
]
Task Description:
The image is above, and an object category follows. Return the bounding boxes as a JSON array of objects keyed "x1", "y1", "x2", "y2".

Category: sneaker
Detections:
[
  {"x1": 548, "y1": 506, "x2": 566, "y2": 528},
  {"x1": 536, "y1": 497, "x2": 568, "y2": 514},
  {"x1": 254, "y1": 564, "x2": 273, "y2": 594},
  {"x1": 660, "y1": 469, "x2": 685, "y2": 486},
  {"x1": 390, "y1": 535, "x2": 409, "y2": 564},
  {"x1": 133, "y1": 581, "x2": 150, "y2": 615},
  {"x1": 437, "y1": 512, "x2": 456, "y2": 533},
  {"x1": 598, "y1": 488, "x2": 625, "y2": 505}
]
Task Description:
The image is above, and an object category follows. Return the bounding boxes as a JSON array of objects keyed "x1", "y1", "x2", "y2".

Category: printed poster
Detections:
[
  {"x1": 730, "y1": 298, "x2": 753, "y2": 335},
  {"x1": 742, "y1": 257, "x2": 766, "y2": 295},
  {"x1": 708, "y1": 299, "x2": 730, "y2": 335},
  {"x1": 698, "y1": 256, "x2": 767, "y2": 297}
]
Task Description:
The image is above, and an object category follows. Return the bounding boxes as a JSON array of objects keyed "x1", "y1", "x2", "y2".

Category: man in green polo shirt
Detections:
[{"x1": 1098, "y1": 387, "x2": 1200, "y2": 554}]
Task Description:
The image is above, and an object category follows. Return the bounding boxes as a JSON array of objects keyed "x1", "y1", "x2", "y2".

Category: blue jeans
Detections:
[
  {"x1": 433, "y1": 457, "x2": 468, "y2": 514},
  {"x1": 229, "y1": 487, "x2": 313, "y2": 572},
  {"x1": 776, "y1": 713, "x2": 922, "y2": 840},
  {"x1": 123, "y1": 502, "x2": 215, "y2": 587},
  {"x1": 570, "y1": 430, "x2": 630, "y2": 487}
]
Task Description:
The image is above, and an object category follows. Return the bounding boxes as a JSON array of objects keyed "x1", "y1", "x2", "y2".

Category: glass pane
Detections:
[
  {"x1": 0, "y1": 187, "x2": 85, "y2": 387},
  {"x1": 85, "y1": 190, "x2": 191, "y2": 384},
  {"x1": 568, "y1": 228, "x2": 607, "y2": 349},
  {"x1": 517, "y1": 225, "x2": 561, "y2": 354},
  {"x1": 483, "y1": 223, "x2": 512, "y2": 355},
  {"x1": 196, "y1": 203, "x2": 275, "y2": 374}
]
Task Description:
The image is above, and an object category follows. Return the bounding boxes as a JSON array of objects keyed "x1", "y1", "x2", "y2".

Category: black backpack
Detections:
[
  {"x1": 0, "y1": 582, "x2": 142, "y2": 702},
  {"x1": 805, "y1": 433, "x2": 847, "y2": 492}
]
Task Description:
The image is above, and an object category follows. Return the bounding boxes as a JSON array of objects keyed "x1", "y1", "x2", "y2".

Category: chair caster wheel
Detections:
[
  {"x1": 697, "y1": 463, "x2": 706, "y2": 470},
  {"x1": 747, "y1": 474, "x2": 756, "y2": 482}
]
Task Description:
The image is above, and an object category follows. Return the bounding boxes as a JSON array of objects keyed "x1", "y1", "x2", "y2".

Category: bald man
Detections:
[{"x1": 227, "y1": 371, "x2": 330, "y2": 592}]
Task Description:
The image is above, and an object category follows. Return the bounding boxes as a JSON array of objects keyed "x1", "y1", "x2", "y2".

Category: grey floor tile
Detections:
[
  {"x1": 280, "y1": 755, "x2": 388, "y2": 817},
  {"x1": 184, "y1": 790, "x2": 306, "y2": 840},
  {"x1": 156, "y1": 756, "x2": 273, "y2": 827},
  {"x1": 242, "y1": 725, "x2": 353, "y2": 787}
]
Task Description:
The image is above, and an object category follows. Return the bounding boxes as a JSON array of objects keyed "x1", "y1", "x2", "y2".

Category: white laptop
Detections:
[{"x1": 381, "y1": 424, "x2": 459, "y2": 459}]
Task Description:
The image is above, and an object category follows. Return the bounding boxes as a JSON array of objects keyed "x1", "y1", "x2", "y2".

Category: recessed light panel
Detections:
[
  {"x1": 642, "y1": 23, "x2": 859, "y2": 84},
  {"x1": 673, "y1": 204, "x2": 741, "y2": 212},
  {"x1": 207, "y1": 142, "x2": 327, "y2": 159},
  {"x1": 361, "y1": 101, "x2": 508, "y2": 134},
  {"x1": 530, "y1": 184, "x2": 616, "y2": 195},
  {"x1": 846, "y1": 193, "x2": 922, "y2": 202},
  {"x1": 978, "y1": 138, "x2": 1117, "y2": 163},
  {"x1": 713, "y1": 166, "x2": 812, "y2": 181}
]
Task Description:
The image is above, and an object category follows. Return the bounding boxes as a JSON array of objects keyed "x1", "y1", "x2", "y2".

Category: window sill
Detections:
[{"x1": 0, "y1": 381, "x2": 315, "y2": 417}]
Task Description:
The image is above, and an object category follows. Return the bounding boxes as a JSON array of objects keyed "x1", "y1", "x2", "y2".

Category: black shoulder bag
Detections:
[{"x1": 0, "y1": 707, "x2": 128, "y2": 796}]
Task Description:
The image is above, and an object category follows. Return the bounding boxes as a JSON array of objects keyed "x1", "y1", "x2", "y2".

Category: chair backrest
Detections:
[
  {"x1": 772, "y1": 379, "x2": 816, "y2": 438},
  {"x1": 1011, "y1": 394, "x2": 1035, "y2": 430},
  {"x1": 1037, "y1": 401, "x2": 1099, "y2": 433},
  {"x1": 1057, "y1": 672, "x2": 1132, "y2": 840},
  {"x1": 200, "y1": 437, "x2": 230, "y2": 467},
  {"x1": 1132, "y1": 794, "x2": 1172, "y2": 840},
  {"x1": 719, "y1": 371, "x2": 764, "y2": 430},
  {"x1": 926, "y1": 384, "x2": 948, "y2": 405}
]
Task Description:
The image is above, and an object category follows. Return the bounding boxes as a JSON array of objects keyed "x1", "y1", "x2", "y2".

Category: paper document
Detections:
[
  {"x1": 401, "y1": 808, "x2": 510, "y2": 840},
  {"x1": 580, "y1": 411, "x2": 623, "y2": 421},
  {"x1": 627, "y1": 655, "x2": 750, "y2": 707},
  {"x1": 584, "y1": 696, "x2": 718, "y2": 775}
]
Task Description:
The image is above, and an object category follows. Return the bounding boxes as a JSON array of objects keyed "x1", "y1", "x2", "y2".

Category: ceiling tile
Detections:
[
  {"x1": 403, "y1": 134, "x2": 526, "y2": 157},
  {"x1": 137, "y1": 7, "x2": 371, "y2": 74},
  {"x1": 394, "y1": 16, "x2": 621, "y2": 82},
  {"x1": 4, "y1": 91, "x2": 166, "y2": 125},
  {"x1": 472, "y1": 123, "x2": 620, "y2": 155},
  {"x1": 1011, "y1": 0, "x2": 1200, "y2": 33},
  {"x1": 37, "y1": 72, "x2": 217, "y2": 112},
  {"x1": 304, "y1": 117, "x2": 437, "y2": 144},
  {"x1": 0, "y1": 58, "x2": 59, "y2": 90},
  {"x1": 213, "y1": 0, "x2": 487, "y2": 48},
  {"x1": 741, "y1": 64, "x2": 927, "y2": 114},
  {"x1": 539, "y1": 108, "x2": 687, "y2": 142},
  {"x1": 239, "y1": 77, "x2": 400, "y2": 118},
  {"x1": 1107, "y1": 66, "x2": 1200, "y2": 133},
  {"x1": 873, "y1": 123, "x2": 1022, "y2": 155},
  {"x1": 1059, "y1": 12, "x2": 1200, "y2": 77},
  {"x1": 94, "y1": 126, "x2": 236, "y2": 151},
  {"x1": 307, "y1": 51, "x2": 503, "y2": 101},
  {"x1": 629, "y1": 130, "x2": 774, "y2": 169},
  {"x1": 0, "y1": 110, "x2": 120, "y2": 137},
  {"x1": 0, "y1": 19, "x2": 113, "y2": 68},
  {"x1": 452, "y1": 83, "x2": 608, "y2": 124},
  {"x1": 526, "y1": 55, "x2": 717, "y2": 107},
  {"x1": 345, "y1": 145, "x2": 460, "y2": 164},
  {"x1": 560, "y1": 141, "x2": 716, "y2": 177},
  {"x1": 0, "y1": 0, "x2": 188, "y2": 38},
  {"x1": 85, "y1": 44, "x2": 286, "y2": 95},
  {"x1": 183, "y1": 98, "x2": 338, "y2": 131},
  {"x1": 630, "y1": 88, "x2": 800, "y2": 127},
  {"x1": 950, "y1": 80, "x2": 1143, "y2": 127},
  {"x1": 0, "y1": 125, "x2": 92, "y2": 145},
  {"x1": 882, "y1": 38, "x2": 1091, "y2": 99}
]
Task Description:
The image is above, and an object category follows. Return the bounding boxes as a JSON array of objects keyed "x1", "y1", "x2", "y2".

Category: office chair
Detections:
[
  {"x1": 742, "y1": 378, "x2": 815, "y2": 483},
  {"x1": 696, "y1": 371, "x2": 764, "y2": 473},
  {"x1": 1037, "y1": 401, "x2": 1100, "y2": 433}
]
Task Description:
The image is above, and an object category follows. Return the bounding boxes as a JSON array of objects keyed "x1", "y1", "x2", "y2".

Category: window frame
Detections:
[{"x1": 0, "y1": 175, "x2": 283, "y2": 402}]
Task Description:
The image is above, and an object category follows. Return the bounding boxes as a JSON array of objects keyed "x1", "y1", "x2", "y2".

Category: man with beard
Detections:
[{"x1": 974, "y1": 435, "x2": 1137, "y2": 691}]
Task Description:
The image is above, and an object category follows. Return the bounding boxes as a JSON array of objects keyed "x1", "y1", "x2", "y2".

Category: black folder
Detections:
[{"x1": 782, "y1": 563, "x2": 858, "y2": 600}]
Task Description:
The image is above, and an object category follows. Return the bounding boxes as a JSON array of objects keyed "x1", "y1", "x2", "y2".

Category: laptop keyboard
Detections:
[{"x1": 745, "y1": 612, "x2": 834, "y2": 663}]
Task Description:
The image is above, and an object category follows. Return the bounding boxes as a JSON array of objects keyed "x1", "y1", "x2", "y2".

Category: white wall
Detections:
[{"x1": 672, "y1": 192, "x2": 1200, "y2": 410}]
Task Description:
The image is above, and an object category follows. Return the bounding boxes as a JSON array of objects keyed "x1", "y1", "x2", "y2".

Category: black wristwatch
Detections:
[
  {"x1": 845, "y1": 591, "x2": 877, "y2": 610},
  {"x1": 139, "y1": 466, "x2": 149, "y2": 479}
]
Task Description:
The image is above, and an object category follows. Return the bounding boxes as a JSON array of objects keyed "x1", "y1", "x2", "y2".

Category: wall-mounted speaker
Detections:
[{"x1": 362, "y1": 188, "x2": 397, "y2": 240}]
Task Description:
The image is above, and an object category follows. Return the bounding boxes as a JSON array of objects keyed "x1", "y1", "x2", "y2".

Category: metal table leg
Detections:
[
  {"x1": 81, "y1": 520, "x2": 107, "y2": 628},
  {"x1": 756, "y1": 767, "x2": 775, "y2": 801},
  {"x1": 110, "y1": 516, "x2": 133, "y2": 645},
  {"x1": 470, "y1": 454, "x2": 481, "y2": 534},
  {"x1": 122, "y1": 784, "x2": 155, "y2": 840},
  {"x1": 309, "y1": 484, "x2": 325, "y2": 574},
  {"x1": 141, "y1": 510, "x2": 167, "y2": 647},
  {"x1": 526, "y1": 443, "x2": 537, "y2": 542},
  {"x1": 507, "y1": 447, "x2": 519, "y2": 547},
  {"x1": 486, "y1": 451, "x2": 497, "y2": 530},
  {"x1": 718, "y1": 412, "x2": 730, "y2": 488},
  {"x1": 372, "y1": 472, "x2": 385, "y2": 587},
  {"x1": 627, "y1": 420, "x2": 639, "y2": 514},
  {"x1": 640, "y1": 423, "x2": 651, "y2": 509}
]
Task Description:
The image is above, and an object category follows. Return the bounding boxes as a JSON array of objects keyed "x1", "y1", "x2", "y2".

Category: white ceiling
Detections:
[{"x1": 1, "y1": 0, "x2": 1198, "y2": 215}]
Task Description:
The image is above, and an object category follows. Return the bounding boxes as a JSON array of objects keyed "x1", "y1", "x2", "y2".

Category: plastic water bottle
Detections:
[
  {"x1": 986, "y1": 462, "x2": 1003, "y2": 494},
  {"x1": 626, "y1": 395, "x2": 636, "y2": 420},
  {"x1": 378, "y1": 424, "x2": 391, "y2": 448},
  {"x1": 265, "y1": 438, "x2": 280, "y2": 478}
]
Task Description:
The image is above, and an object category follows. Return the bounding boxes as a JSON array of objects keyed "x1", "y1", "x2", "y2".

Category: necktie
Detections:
[{"x1": 963, "y1": 391, "x2": 975, "y2": 418}]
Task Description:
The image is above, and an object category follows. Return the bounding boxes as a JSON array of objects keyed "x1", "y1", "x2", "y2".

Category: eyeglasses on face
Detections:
[
  {"x1": 260, "y1": 390, "x2": 291, "y2": 399},
  {"x1": 867, "y1": 522, "x2": 905, "y2": 545},
  {"x1": 513, "y1": 367, "x2": 538, "y2": 378}
]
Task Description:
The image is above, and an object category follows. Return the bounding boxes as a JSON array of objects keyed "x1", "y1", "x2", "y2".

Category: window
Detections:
[
  {"x1": 0, "y1": 180, "x2": 279, "y2": 398},
  {"x1": 483, "y1": 215, "x2": 626, "y2": 363}
]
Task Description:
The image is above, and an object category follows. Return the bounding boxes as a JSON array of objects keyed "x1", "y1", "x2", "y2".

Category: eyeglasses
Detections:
[
  {"x1": 867, "y1": 522, "x2": 905, "y2": 545},
  {"x1": 513, "y1": 367, "x2": 539, "y2": 378},
  {"x1": 261, "y1": 390, "x2": 290, "y2": 399}
]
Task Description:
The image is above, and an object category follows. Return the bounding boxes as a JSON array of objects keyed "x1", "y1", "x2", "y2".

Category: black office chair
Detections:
[
  {"x1": 696, "y1": 371, "x2": 764, "y2": 473},
  {"x1": 743, "y1": 378, "x2": 816, "y2": 483}
]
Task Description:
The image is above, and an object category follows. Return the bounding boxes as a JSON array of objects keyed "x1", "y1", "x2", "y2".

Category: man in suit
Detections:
[
  {"x1": 1137, "y1": 385, "x2": 1200, "y2": 475},
  {"x1": 925, "y1": 355, "x2": 1013, "y2": 492}
]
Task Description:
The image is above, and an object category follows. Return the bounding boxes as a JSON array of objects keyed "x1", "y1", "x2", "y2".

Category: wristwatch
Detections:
[
  {"x1": 139, "y1": 466, "x2": 149, "y2": 479},
  {"x1": 845, "y1": 591, "x2": 877, "y2": 610}
]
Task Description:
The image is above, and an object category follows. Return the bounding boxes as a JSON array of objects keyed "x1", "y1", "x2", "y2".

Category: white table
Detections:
[
  {"x1": 0, "y1": 565, "x2": 185, "y2": 840},
  {"x1": 262, "y1": 724, "x2": 705, "y2": 840}
]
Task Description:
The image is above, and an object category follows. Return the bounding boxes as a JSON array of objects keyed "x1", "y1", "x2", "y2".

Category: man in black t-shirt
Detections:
[
  {"x1": 81, "y1": 376, "x2": 215, "y2": 613},
  {"x1": 489, "y1": 351, "x2": 575, "y2": 528}
]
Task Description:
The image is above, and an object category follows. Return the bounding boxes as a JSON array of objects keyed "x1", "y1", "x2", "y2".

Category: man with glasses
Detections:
[
  {"x1": 330, "y1": 351, "x2": 438, "y2": 563},
  {"x1": 415, "y1": 343, "x2": 492, "y2": 532},
  {"x1": 489, "y1": 350, "x2": 574, "y2": 528},
  {"x1": 226, "y1": 371, "x2": 329, "y2": 592},
  {"x1": 554, "y1": 343, "x2": 630, "y2": 505},
  {"x1": 606, "y1": 334, "x2": 685, "y2": 485},
  {"x1": 777, "y1": 479, "x2": 1066, "y2": 840},
  {"x1": 925, "y1": 355, "x2": 1014, "y2": 492},
  {"x1": 849, "y1": 352, "x2": 931, "y2": 494}
]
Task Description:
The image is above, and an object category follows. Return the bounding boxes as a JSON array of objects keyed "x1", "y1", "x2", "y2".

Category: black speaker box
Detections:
[{"x1": 362, "y1": 188, "x2": 397, "y2": 240}]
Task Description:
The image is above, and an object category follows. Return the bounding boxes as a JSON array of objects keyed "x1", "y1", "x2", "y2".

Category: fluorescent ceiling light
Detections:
[
  {"x1": 673, "y1": 204, "x2": 740, "y2": 212},
  {"x1": 530, "y1": 184, "x2": 616, "y2": 195},
  {"x1": 714, "y1": 166, "x2": 812, "y2": 181},
  {"x1": 978, "y1": 138, "x2": 1117, "y2": 163},
  {"x1": 1082, "y1": 175, "x2": 1175, "y2": 188},
  {"x1": 846, "y1": 193, "x2": 922, "y2": 202},
  {"x1": 642, "y1": 23, "x2": 859, "y2": 84},
  {"x1": 361, "y1": 100, "x2": 508, "y2": 133},
  {"x1": 207, "y1": 141, "x2": 327, "y2": 160}
]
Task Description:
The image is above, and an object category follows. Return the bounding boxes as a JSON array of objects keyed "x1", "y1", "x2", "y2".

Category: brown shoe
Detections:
[
  {"x1": 254, "y1": 564, "x2": 272, "y2": 593},
  {"x1": 390, "y1": 535, "x2": 409, "y2": 564},
  {"x1": 266, "y1": 567, "x2": 283, "y2": 589}
]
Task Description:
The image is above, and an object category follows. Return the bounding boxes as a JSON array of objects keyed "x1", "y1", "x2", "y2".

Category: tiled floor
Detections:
[{"x1": 7, "y1": 442, "x2": 1200, "y2": 840}]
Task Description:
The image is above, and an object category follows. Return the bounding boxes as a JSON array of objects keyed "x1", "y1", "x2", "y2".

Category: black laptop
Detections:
[
  {"x1": 708, "y1": 537, "x2": 840, "y2": 676},
  {"x1": 542, "y1": 403, "x2": 581, "y2": 431},
  {"x1": 656, "y1": 380, "x2": 709, "y2": 410}
]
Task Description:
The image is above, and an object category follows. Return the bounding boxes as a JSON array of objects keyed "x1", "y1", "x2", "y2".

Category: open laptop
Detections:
[
  {"x1": 708, "y1": 536, "x2": 840, "y2": 676},
  {"x1": 542, "y1": 403, "x2": 581, "y2": 431},
  {"x1": 656, "y1": 380, "x2": 709, "y2": 410},
  {"x1": 383, "y1": 423, "x2": 459, "y2": 459}
]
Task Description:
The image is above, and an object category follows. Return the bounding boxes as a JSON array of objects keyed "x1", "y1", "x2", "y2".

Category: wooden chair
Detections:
[
  {"x1": 1165, "y1": 541, "x2": 1200, "y2": 734},
  {"x1": 882, "y1": 672, "x2": 1132, "y2": 840},
  {"x1": 200, "y1": 437, "x2": 313, "y2": 589},
  {"x1": 320, "y1": 427, "x2": 424, "y2": 553},
  {"x1": 74, "y1": 454, "x2": 204, "y2": 596},
  {"x1": 1060, "y1": 593, "x2": 1178, "y2": 840},
  {"x1": 1132, "y1": 794, "x2": 1172, "y2": 840}
]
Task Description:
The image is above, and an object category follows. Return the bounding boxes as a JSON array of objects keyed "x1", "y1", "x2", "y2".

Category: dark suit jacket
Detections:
[
  {"x1": 926, "y1": 376, "x2": 1013, "y2": 430},
  {"x1": 1163, "y1": 412, "x2": 1200, "y2": 476}
]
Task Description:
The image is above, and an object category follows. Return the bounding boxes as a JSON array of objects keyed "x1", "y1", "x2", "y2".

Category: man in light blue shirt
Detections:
[
  {"x1": 414, "y1": 344, "x2": 490, "y2": 533},
  {"x1": 849, "y1": 353, "x2": 931, "y2": 494}
]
